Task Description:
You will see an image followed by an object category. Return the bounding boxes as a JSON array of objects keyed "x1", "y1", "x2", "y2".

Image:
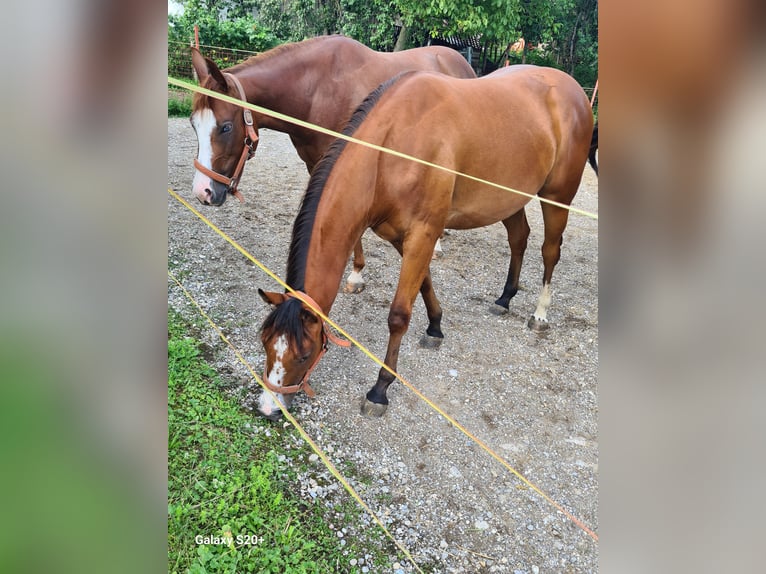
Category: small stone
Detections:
[
  {"x1": 527, "y1": 524, "x2": 535, "y2": 531},
  {"x1": 440, "y1": 540, "x2": 448, "y2": 549},
  {"x1": 475, "y1": 519, "x2": 490, "y2": 530},
  {"x1": 532, "y1": 566, "x2": 540, "y2": 574},
  {"x1": 350, "y1": 559, "x2": 357, "y2": 566},
  {"x1": 448, "y1": 369, "x2": 458, "y2": 377},
  {"x1": 308, "y1": 453, "x2": 319, "y2": 462}
]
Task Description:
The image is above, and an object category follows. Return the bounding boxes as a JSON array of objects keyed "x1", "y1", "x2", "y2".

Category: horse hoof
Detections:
[
  {"x1": 527, "y1": 316, "x2": 550, "y2": 331},
  {"x1": 419, "y1": 334, "x2": 443, "y2": 349},
  {"x1": 360, "y1": 398, "x2": 388, "y2": 418},
  {"x1": 490, "y1": 303, "x2": 509, "y2": 316},
  {"x1": 343, "y1": 281, "x2": 365, "y2": 294}
]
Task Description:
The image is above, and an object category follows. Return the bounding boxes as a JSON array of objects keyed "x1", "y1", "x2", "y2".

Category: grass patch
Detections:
[
  {"x1": 168, "y1": 308, "x2": 392, "y2": 573},
  {"x1": 169, "y1": 89, "x2": 193, "y2": 117}
]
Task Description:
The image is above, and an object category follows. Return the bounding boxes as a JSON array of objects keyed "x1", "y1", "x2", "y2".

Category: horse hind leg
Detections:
[
  {"x1": 493, "y1": 209, "x2": 530, "y2": 314},
  {"x1": 418, "y1": 270, "x2": 444, "y2": 348},
  {"x1": 343, "y1": 238, "x2": 366, "y2": 293},
  {"x1": 528, "y1": 200, "x2": 570, "y2": 331}
]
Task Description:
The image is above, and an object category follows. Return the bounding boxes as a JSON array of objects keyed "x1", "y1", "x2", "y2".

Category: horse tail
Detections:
[{"x1": 588, "y1": 120, "x2": 598, "y2": 176}]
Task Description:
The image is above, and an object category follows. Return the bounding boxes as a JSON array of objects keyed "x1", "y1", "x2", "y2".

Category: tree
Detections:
[
  {"x1": 168, "y1": 0, "x2": 278, "y2": 52},
  {"x1": 257, "y1": 0, "x2": 401, "y2": 51},
  {"x1": 394, "y1": 0, "x2": 521, "y2": 45}
]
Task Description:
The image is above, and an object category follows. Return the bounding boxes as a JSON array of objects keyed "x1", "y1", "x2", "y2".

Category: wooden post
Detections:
[{"x1": 590, "y1": 78, "x2": 599, "y2": 107}]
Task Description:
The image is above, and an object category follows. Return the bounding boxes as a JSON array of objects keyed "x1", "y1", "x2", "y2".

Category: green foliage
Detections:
[
  {"x1": 168, "y1": 91, "x2": 193, "y2": 117},
  {"x1": 169, "y1": 1, "x2": 278, "y2": 52},
  {"x1": 256, "y1": 0, "x2": 400, "y2": 51},
  {"x1": 167, "y1": 308, "x2": 392, "y2": 573},
  {"x1": 396, "y1": 0, "x2": 521, "y2": 44}
]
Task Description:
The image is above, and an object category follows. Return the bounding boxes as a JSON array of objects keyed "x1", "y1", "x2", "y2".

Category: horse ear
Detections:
[
  {"x1": 190, "y1": 47, "x2": 228, "y2": 92},
  {"x1": 191, "y1": 47, "x2": 209, "y2": 84},
  {"x1": 206, "y1": 57, "x2": 228, "y2": 93},
  {"x1": 258, "y1": 289, "x2": 287, "y2": 307}
]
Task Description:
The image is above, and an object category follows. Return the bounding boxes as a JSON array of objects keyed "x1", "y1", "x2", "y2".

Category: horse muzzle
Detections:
[{"x1": 195, "y1": 180, "x2": 230, "y2": 206}]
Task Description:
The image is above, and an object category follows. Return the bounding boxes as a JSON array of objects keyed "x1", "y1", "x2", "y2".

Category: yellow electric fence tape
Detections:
[
  {"x1": 168, "y1": 76, "x2": 597, "y2": 221},
  {"x1": 168, "y1": 188, "x2": 598, "y2": 542},
  {"x1": 169, "y1": 269, "x2": 425, "y2": 573}
]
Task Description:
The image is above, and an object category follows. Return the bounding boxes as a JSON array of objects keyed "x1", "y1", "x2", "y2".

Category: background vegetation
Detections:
[{"x1": 168, "y1": 0, "x2": 598, "y2": 88}]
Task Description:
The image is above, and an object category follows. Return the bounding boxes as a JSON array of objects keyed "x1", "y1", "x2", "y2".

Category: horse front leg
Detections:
[
  {"x1": 361, "y1": 231, "x2": 439, "y2": 417},
  {"x1": 343, "y1": 238, "x2": 366, "y2": 293}
]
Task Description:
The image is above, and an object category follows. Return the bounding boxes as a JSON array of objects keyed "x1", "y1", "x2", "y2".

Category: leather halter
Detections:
[
  {"x1": 193, "y1": 73, "x2": 259, "y2": 203},
  {"x1": 262, "y1": 291, "x2": 351, "y2": 398}
]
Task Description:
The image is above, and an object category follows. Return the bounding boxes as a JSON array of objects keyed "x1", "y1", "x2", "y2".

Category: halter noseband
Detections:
[
  {"x1": 193, "y1": 73, "x2": 259, "y2": 203},
  {"x1": 262, "y1": 291, "x2": 351, "y2": 398}
]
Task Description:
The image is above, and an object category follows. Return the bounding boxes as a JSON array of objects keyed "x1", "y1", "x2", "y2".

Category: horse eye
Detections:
[
  {"x1": 297, "y1": 354, "x2": 311, "y2": 364},
  {"x1": 220, "y1": 122, "x2": 233, "y2": 134}
]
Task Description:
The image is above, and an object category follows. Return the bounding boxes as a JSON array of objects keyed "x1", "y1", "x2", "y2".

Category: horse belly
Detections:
[{"x1": 446, "y1": 183, "x2": 532, "y2": 229}]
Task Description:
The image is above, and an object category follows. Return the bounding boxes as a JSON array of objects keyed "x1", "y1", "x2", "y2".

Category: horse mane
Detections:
[
  {"x1": 259, "y1": 72, "x2": 411, "y2": 345},
  {"x1": 227, "y1": 36, "x2": 334, "y2": 74},
  {"x1": 284, "y1": 71, "x2": 413, "y2": 291}
]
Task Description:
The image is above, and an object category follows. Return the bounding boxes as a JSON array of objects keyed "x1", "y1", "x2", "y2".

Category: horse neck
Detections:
[
  {"x1": 300, "y1": 165, "x2": 376, "y2": 313},
  {"x1": 234, "y1": 50, "x2": 321, "y2": 134}
]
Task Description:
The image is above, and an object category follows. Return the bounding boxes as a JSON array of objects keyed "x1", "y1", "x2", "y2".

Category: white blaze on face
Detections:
[
  {"x1": 258, "y1": 334, "x2": 289, "y2": 416},
  {"x1": 191, "y1": 108, "x2": 216, "y2": 200}
]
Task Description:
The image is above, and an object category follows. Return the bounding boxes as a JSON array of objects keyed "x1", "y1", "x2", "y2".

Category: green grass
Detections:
[
  {"x1": 169, "y1": 90, "x2": 193, "y2": 117},
  {"x1": 168, "y1": 308, "x2": 393, "y2": 573}
]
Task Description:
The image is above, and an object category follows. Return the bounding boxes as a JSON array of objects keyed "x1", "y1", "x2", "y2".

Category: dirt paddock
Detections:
[{"x1": 168, "y1": 118, "x2": 598, "y2": 573}]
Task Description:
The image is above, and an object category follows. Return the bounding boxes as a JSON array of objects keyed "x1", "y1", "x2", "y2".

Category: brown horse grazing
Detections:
[
  {"x1": 188, "y1": 35, "x2": 475, "y2": 293},
  {"x1": 256, "y1": 65, "x2": 595, "y2": 419}
]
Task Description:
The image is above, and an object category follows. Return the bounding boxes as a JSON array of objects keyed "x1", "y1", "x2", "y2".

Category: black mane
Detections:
[
  {"x1": 260, "y1": 71, "x2": 413, "y2": 344},
  {"x1": 284, "y1": 71, "x2": 413, "y2": 291}
]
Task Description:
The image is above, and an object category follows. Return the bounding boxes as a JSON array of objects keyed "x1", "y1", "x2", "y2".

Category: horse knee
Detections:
[{"x1": 387, "y1": 306, "x2": 410, "y2": 335}]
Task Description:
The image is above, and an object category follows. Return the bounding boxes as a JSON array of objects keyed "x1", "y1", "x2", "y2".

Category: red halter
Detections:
[
  {"x1": 261, "y1": 291, "x2": 351, "y2": 398},
  {"x1": 193, "y1": 73, "x2": 259, "y2": 203}
]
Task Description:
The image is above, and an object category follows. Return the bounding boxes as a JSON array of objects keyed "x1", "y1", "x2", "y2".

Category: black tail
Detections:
[{"x1": 588, "y1": 120, "x2": 598, "y2": 176}]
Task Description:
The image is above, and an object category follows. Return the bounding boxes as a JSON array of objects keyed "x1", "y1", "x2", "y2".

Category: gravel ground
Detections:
[{"x1": 168, "y1": 118, "x2": 598, "y2": 573}]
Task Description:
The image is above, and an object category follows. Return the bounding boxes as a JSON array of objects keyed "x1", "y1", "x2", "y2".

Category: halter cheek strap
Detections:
[
  {"x1": 193, "y1": 73, "x2": 259, "y2": 203},
  {"x1": 261, "y1": 291, "x2": 351, "y2": 398}
]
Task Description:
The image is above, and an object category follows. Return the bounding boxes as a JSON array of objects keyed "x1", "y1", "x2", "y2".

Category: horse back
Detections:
[{"x1": 343, "y1": 66, "x2": 593, "y2": 227}]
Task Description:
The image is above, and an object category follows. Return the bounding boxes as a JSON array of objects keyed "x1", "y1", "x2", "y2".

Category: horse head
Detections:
[
  {"x1": 256, "y1": 290, "x2": 327, "y2": 420},
  {"x1": 189, "y1": 48, "x2": 259, "y2": 206}
]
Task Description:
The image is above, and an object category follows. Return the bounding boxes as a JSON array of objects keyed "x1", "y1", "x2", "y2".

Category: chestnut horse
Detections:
[
  {"x1": 189, "y1": 35, "x2": 475, "y2": 292},
  {"x1": 256, "y1": 65, "x2": 595, "y2": 419}
]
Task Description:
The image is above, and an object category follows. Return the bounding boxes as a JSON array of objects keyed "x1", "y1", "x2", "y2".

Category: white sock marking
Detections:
[
  {"x1": 532, "y1": 283, "x2": 552, "y2": 322},
  {"x1": 347, "y1": 270, "x2": 364, "y2": 285}
]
